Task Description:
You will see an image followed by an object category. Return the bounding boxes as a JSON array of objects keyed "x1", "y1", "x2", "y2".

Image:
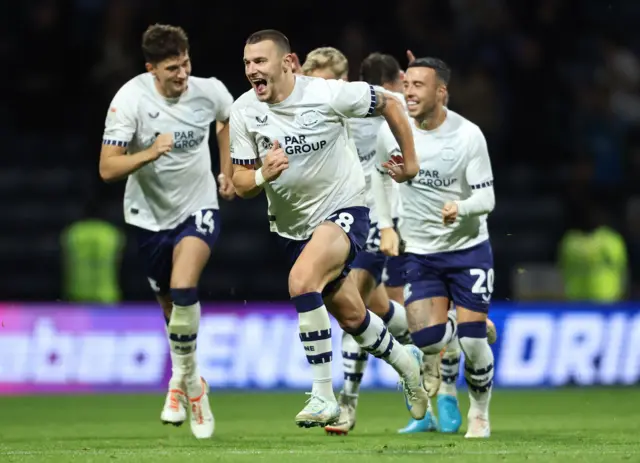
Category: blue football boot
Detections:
[
  {"x1": 397, "y1": 409, "x2": 438, "y2": 433},
  {"x1": 437, "y1": 394, "x2": 462, "y2": 433}
]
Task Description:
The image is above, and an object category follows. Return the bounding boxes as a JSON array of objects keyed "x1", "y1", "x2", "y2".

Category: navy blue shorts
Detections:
[
  {"x1": 133, "y1": 209, "x2": 221, "y2": 294},
  {"x1": 278, "y1": 206, "x2": 369, "y2": 296},
  {"x1": 401, "y1": 240, "x2": 494, "y2": 313},
  {"x1": 383, "y1": 255, "x2": 405, "y2": 287},
  {"x1": 351, "y1": 221, "x2": 387, "y2": 285}
]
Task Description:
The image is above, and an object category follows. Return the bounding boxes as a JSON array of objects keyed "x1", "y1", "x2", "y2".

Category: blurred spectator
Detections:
[
  {"x1": 558, "y1": 198, "x2": 628, "y2": 302},
  {"x1": 61, "y1": 194, "x2": 125, "y2": 304}
]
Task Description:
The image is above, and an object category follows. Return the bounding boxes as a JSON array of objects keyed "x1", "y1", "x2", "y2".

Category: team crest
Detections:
[
  {"x1": 260, "y1": 136, "x2": 273, "y2": 150},
  {"x1": 296, "y1": 109, "x2": 321, "y2": 128},
  {"x1": 441, "y1": 147, "x2": 455, "y2": 162},
  {"x1": 194, "y1": 108, "x2": 207, "y2": 123}
]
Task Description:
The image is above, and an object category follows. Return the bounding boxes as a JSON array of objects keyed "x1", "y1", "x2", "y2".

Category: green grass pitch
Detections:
[{"x1": 0, "y1": 388, "x2": 639, "y2": 462}]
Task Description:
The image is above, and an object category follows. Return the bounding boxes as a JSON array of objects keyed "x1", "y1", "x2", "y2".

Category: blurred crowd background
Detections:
[{"x1": 3, "y1": 0, "x2": 639, "y2": 303}]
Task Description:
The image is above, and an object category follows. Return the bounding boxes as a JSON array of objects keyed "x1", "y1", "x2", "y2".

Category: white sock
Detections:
[
  {"x1": 458, "y1": 322, "x2": 494, "y2": 417},
  {"x1": 293, "y1": 292, "x2": 335, "y2": 400},
  {"x1": 383, "y1": 300, "x2": 411, "y2": 344},
  {"x1": 341, "y1": 332, "x2": 368, "y2": 400},
  {"x1": 350, "y1": 310, "x2": 415, "y2": 379},
  {"x1": 167, "y1": 292, "x2": 202, "y2": 398}
]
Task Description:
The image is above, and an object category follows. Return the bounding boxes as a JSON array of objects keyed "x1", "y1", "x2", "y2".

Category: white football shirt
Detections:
[
  {"x1": 102, "y1": 73, "x2": 234, "y2": 231},
  {"x1": 376, "y1": 109, "x2": 494, "y2": 253},
  {"x1": 230, "y1": 75, "x2": 375, "y2": 240},
  {"x1": 349, "y1": 88, "x2": 405, "y2": 224}
]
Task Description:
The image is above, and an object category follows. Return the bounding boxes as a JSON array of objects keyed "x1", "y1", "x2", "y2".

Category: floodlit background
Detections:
[{"x1": 1, "y1": 4, "x2": 639, "y2": 459}]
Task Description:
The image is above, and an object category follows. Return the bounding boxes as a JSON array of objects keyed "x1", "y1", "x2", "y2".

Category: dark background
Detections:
[{"x1": 3, "y1": 0, "x2": 639, "y2": 302}]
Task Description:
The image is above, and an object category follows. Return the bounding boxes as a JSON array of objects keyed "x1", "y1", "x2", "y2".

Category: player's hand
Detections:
[
  {"x1": 406, "y1": 50, "x2": 416, "y2": 66},
  {"x1": 442, "y1": 201, "x2": 459, "y2": 225},
  {"x1": 262, "y1": 140, "x2": 289, "y2": 182},
  {"x1": 217, "y1": 173, "x2": 236, "y2": 201},
  {"x1": 380, "y1": 227, "x2": 400, "y2": 257},
  {"x1": 382, "y1": 153, "x2": 415, "y2": 183},
  {"x1": 150, "y1": 133, "x2": 173, "y2": 160}
]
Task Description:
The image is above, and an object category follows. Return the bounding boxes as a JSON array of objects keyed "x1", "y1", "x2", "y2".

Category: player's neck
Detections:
[
  {"x1": 415, "y1": 106, "x2": 446, "y2": 131},
  {"x1": 268, "y1": 73, "x2": 296, "y2": 105},
  {"x1": 154, "y1": 79, "x2": 185, "y2": 101}
]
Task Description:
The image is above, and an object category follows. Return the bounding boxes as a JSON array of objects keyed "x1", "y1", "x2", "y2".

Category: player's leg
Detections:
[
  {"x1": 402, "y1": 254, "x2": 454, "y2": 397},
  {"x1": 133, "y1": 227, "x2": 190, "y2": 426},
  {"x1": 436, "y1": 304, "x2": 463, "y2": 433},
  {"x1": 449, "y1": 243, "x2": 495, "y2": 439},
  {"x1": 325, "y1": 268, "x2": 377, "y2": 435},
  {"x1": 156, "y1": 292, "x2": 189, "y2": 426},
  {"x1": 167, "y1": 209, "x2": 221, "y2": 439},
  {"x1": 383, "y1": 254, "x2": 406, "y2": 306},
  {"x1": 385, "y1": 285, "x2": 404, "y2": 305},
  {"x1": 287, "y1": 219, "x2": 358, "y2": 427},
  {"x1": 324, "y1": 275, "x2": 429, "y2": 423}
]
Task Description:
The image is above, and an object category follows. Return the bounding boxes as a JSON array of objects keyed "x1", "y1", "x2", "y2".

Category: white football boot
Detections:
[
  {"x1": 188, "y1": 377, "x2": 215, "y2": 439},
  {"x1": 465, "y1": 412, "x2": 491, "y2": 438},
  {"x1": 325, "y1": 393, "x2": 357, "y2": 435},
  {"x1": 400, "y1": 345, "x2": 430, "y2": 420},
  {"x1": 160, "y1": 387, "x2": 188, "y2": 426},
  {"x1": 295, "y1": 393, "x2": 341, "y2": 428}
]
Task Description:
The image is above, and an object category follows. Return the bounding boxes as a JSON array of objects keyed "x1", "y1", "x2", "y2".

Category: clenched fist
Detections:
[
  {"x1": 262, "y1": 140, "x2": 289, "y2": 182},
  {"x1": 442, "y1": 201, "x2": 459, "y2": 225},
  {"x1": 380, "y1": 227, "x2": 400, "y2": 257},
  {"x1": 150, "y1": 133, "x2": 173, "y2": 160}
]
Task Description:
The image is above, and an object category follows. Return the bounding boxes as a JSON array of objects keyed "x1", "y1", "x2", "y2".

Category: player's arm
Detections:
[
  {"x1": 446, "y1": 128, "x2": 495, "y2": 222},
  {"x1": 229, "y1": 107, "x2": 261, "y2": 198},
  {"x1": 216, "y1": 120, "x2": 232, "y2": 179},
  {"x1": 373, "y1": 129, "x2": 401, "y2": 256},
  {"x1": 229, "y1": 106, "x2": 288, "y2": 198},
  {"x1": 210, "y1": 78, "x2": 235, "y2": 181},
  {"x1": 99, "y1": 139, "x2": 170, "y2": 183},
  {"x1": 329, "y1": 81, "x2": 417, "y2": 181},
  {"x1": 99, "y1": 90, "x2": 170, "y2": 182},
  {"x1": 373, "y1": 128, "x2": 397, "y2": 231},
  {"x1": 371, "y1": 90, "x2": 418, "y2": 181}
]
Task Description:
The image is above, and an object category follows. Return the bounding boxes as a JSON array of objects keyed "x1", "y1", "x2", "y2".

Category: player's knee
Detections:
[
  {"x1": 458, "y1": 321, "x2": 488, "y2": 362},
  {"x1": 288, "y1": 268, "x2": 321, "y2": 298},
  {"x1": 411, "y1": 323, "x2": 449, "y2": 354},
  {"x1": 336, "y1": 308, "x2": 366, "y2": 332}
]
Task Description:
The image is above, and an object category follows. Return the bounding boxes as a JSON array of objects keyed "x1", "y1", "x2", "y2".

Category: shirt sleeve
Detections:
[
  {"x1": 465, "y1": 126, "x2": 494, "y2": 191},
  {"x1": 373, "y1": 123, "x2": 398, "y2": 229},
  {"x1": 327, "y1": 80, "x2": 377, "y2": 119},
  {"x1": 375, "y1": 122, "x2": 399, "y2": 174},
  {"x1": 102, "y1": 86, "x2": 137, "y2": 148},
  {"x1": 208, "y1": 77, "x2": 234, "y2": 122},
  {"x1": 230, "y1": 104, "x2": 258, "y2": 165},
  {"x1": 456, "y1": 127, "x2": 496, "y2": 217}
]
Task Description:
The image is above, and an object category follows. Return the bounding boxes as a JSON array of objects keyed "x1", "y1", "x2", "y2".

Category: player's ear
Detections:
[
  {"x1": 283, "y1": 53, "x2": 293, "y2": 73},
  {"x1": 437, "y1": 85, "x2": 447, "y2": 104},
  {"x1": 145, "y1": 62, "x2": 155, "y2": 75}
]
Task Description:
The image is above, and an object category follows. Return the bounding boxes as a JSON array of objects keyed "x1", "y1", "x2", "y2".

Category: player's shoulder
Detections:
[
  {"x1": 187, "y1": 75, "x2": 231, "y2": 97},
  {"x1": 112, "y1": 73, "x2": 153, "y2": 102},
  {"x1": 448, "y1": 109, "x2": 484, "y2": 138},
  {"x1": 232, "y1": 88, "x2": 264, "y2": 111}
]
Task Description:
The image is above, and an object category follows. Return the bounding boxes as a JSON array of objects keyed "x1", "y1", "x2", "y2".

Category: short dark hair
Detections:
[
  {"x1": 408, "y1": 57, "x2": 451, "y2": 85},
  {"x1": 245, "y1": 29, "x2": 291, "y2": 53},
  {"x1": 142, "y1": 24, "x2": 189, "y2": 64},
  {"x1": 360, "y1": 53, "x2": 402, "y2": 86}
]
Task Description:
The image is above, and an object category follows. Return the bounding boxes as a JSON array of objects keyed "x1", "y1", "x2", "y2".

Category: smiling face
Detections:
[
  {"x1": 146, "y1": 52, "x2": 191, "y2": 98},
  {"x1": 244, "y1": 40, "x2": 292, "y2": 103},
  {"x1": 403, "y1": 66, "x2": 447, "y2": 119}
]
